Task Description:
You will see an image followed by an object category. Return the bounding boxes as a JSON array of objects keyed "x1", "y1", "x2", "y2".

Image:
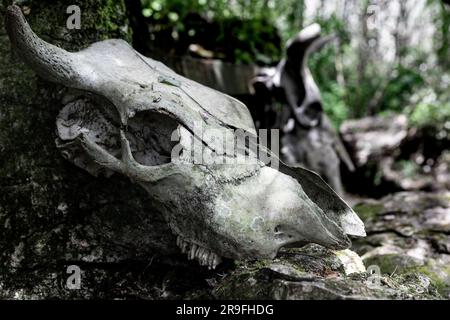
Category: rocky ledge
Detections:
[{"x1": 1, "y1": 191, "x2": 449, "y2": 299}]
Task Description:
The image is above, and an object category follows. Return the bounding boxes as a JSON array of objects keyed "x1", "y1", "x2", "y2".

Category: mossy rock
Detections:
[
  {"x1": 364, "y1": 254, "x2": 424, "y2": 275},
  {"x1": 353, "y1": 202, "x2": 384, "y2": 221},
  {"x1": 409, "y1": 262, "x2": 450, "y2": 298},
  {"x1": 213, "y1": 249, "x2": 442, "y2": 300}
]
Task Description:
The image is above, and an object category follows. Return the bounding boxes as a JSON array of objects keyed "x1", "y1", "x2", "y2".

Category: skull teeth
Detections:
[{"x1": 176, "y1": 236, "x2": 222, "y2": 269}]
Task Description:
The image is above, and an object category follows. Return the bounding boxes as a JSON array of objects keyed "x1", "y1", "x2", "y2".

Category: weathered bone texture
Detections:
[
  {"x1": 6, "y1": 5, "x2": 365, "y2": 269},
  {"x1": 252, "y1": 24, "x2": 355, "y2": 195}
]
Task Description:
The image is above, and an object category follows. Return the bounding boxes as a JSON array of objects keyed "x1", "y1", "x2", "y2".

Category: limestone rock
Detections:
[
  {"x1": 341, "y1": 114, "x2": 449, "y2": 196},
  {"x1": 340, "y1": 115, "x2": 408, "y2": 167},
  {"x1": 353, "y1": 191, "x2": 450, "y2": 298}
]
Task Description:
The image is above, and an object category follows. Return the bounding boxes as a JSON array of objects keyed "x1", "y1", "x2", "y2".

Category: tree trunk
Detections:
[{"x1": 0, "y1": 0, "x2": 184, "y2": 299}]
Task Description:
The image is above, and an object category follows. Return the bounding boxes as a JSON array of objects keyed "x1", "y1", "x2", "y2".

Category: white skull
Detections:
[{"x1": 6, "y1": 5, "x2": 365, "y2": 269}]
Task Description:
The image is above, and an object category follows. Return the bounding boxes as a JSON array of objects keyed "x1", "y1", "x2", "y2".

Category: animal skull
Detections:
[
  {"x1": 252, "y1": 24, "x2": 355, "y2": 195},
  {"x1": 6, "y1": 5, "x2": 365, "y2": 269}
]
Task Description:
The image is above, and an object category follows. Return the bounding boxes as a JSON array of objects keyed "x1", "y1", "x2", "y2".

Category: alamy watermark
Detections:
[
  {"x1": 66, "y1": 265, "x2": 81, "y2": 290},
  {"x1": 366, "y1": 264, "x2": 381, "y2": 288},
  {"x1": 366, "y1": 5, "x2": 379, "y2": 29},
  {"x1": 170, "y1": 122, "x2": 280, "y2": 169},
  {"x1": 66, "y1": 5, "x2": 81, "y2": 30}
]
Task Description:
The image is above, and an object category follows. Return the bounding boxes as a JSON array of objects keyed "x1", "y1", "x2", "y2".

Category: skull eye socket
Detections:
[
  {"x1": 126, "y1": 111, "x2": 180, "y2": 166},
  {"x1": 56, "y1": 94, "x2": 180, "y2": 170},
  {"x1": 305, "y1": 102, "x2": 323, "y2": 119},
  {"x1": 295, "y1": 102, "x2": 322, "y2": 128}
]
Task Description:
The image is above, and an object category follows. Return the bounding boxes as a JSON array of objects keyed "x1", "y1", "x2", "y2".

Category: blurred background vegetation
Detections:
[{"x1": 139, "y1": 0, "x2": 449, "y2": 132}]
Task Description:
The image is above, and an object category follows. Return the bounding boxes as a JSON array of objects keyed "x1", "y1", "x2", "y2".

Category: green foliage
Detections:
[
  {"x1": 141, "y1": 0, "x2": 283, "y2": 64},
  {"x1": 140, "y1": 0, "x2": 449, "y2": 131},
  {"x1": 308, "y1": 15, "x2": 349, "y2": 90},
  {"x1": 394, "y1": 160, "x2": 421, "y2": 178},
  {"x1": 305, "y1": 15, "x2": 354, "y2": 126},
  {"x1": 408, "y1": 101, "x2": 450, "y2": 129},
  {"x1": 321, "y1": 83, "x2": 350, "y2": 129},
  {"x1": 223, "y1": 18, "x2": 281, "y2": 65},
  {"x1": 308, "y1": 13, "x2": 430, "y2": 123},
  {"x1": 378, "y1": 65, "x2": 424, "y2": 113},
  {"x1": 428, "y1": 0, "x2": 450, "y2": 70}
]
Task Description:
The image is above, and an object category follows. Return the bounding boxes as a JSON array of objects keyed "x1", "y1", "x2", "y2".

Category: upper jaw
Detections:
[{"x1": 176, "y1": 235, "x2": 222, "y2": 270}]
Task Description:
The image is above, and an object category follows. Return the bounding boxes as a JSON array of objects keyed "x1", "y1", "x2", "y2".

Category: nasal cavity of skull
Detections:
[{"x1": 126, "y1": 111, "x2": 179, "y2": 166}]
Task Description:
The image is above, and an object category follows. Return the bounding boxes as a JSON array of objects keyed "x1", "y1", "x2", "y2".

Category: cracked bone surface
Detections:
[{"x1": 6, "y1": 5, "x2": 365, "y2": 269}]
